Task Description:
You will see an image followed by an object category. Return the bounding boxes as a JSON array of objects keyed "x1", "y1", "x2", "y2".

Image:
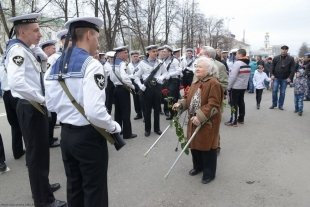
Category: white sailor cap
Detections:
[
  {"x1": 162, "y1": 45, "x2": 173, "y2": 52},
  {"x1": 145, "y1": 45, "x2": 158, "y2": 51},
  {"x1": 221, "y1": 50, "x2": 229, "y2": 54},
  {"x1": 106, "y1": 51, "x2": 116, "y2": 57},
  {"x1": 173, "y1": 48, "x2": 181, "y2": 53},
  {"x1": 113, "y1": 45, "x2": 128, "y2": 52},
  {"x1": 130, "y1": 50, "x2": 140, "y2": 55},
  {"x1": 64, "y1": 17, "x2": 103, "y2": 33},
  {"x1": 56, "y1": 29, "x2": 68, "y2": 40},
  {"x1": 99, "y1": 52, "x2": 105, "y2": 55},
  {"x1": 185, "y1": 48, "x2": 194, "y2": 52},
  {"x1": 8, "y1": 13, "x2": 41, "y2": 26},
  {"x1": 39, "y1": 40, "x2": 57, "y2": 49},
  {"x1": 230, "y1": 48, "x2": 238, "y2": 53}
]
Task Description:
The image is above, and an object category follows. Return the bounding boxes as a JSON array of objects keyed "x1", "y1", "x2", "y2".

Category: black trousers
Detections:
[
  {"x1": 105, "y1": 77, "x2": 115, "y2": 114},
  {"x1": 114, "y1": 86, "x2": 132, "y2": 138},
  {"x1": 191, "y1": 149, "x2": 217, "y2": 179},
  {"x1": 132, "y1": 80, "x2": 142, "y2": 116},
  {"x1": 61, "y1": 124, "x2": 108, "y2": 207},
  {"x1": 2, "y1": 90, "x2": 24, "y2": 159},
  {"x1": 256, "y1": 89, "x2": 264, "y2": 105},
  {"x1": 16, "y1": 99, "x2": 54, "y2": 206},
  {"x1": 231, "y1": 89, "x2": 246, "y2": 123},
  {"x1": 48, "y1": 112, "x2": 57, "y2": 144},
  {"x1": 167, "y1": 78, "x2": 180, "y2": 118},
  {"x1": 0, "y1": 133, "x2": 5, "y2": 163},
  {"x1": 143, "y1": 84, "x2": 161, "y2": 132}
]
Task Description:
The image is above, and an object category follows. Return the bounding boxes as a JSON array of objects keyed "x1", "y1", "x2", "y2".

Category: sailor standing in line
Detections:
[
  {"x1": 110, "y1": 46, "x2": 137, "y2": 139},
  {"x1": 39, "y1": 39, "x2": 60, "y2": 148},
  {"x1": 45, "y1": 17, "x2": 122, "y2": 207},
  {"x1": 134, "y1": 45, "x2": 168, "y2": 137},
  {"x1": 180, "y1": 48, "x2": 195, "y2": 88},
  {"x1": 5, "y1": 13, "x2": 65, "y2": 207},
  {"x1": 127, "y1": 50, "x2": 143, "y2": 120},
  {"x1": 104, "y1": 51, "x2": 116, "y2": 114}
]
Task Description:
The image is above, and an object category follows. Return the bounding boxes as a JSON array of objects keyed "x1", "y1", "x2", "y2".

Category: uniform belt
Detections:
[{"x1": 61, "y1": 123, "x2": 91, "y2": 129}]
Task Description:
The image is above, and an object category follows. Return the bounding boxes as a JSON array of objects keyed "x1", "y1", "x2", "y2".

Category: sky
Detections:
[{"x1": 196, "y1": 0, "x2": 310, "y2": 56}]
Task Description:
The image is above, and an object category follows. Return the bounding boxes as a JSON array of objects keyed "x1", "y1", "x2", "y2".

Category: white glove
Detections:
[
  {"x1": 140, "y1": 84, "x2": 146, "y2": 91},
  {"x1": 165, "y1": 73, "x2": 170, "y2": 80},
  {"x1": 32, "y1": 46, "x2": 48, "y2": 61},
  {"x1": 108, "y1": 121, "x2": 121, "y2": 134},
  {"x1": 156, "y1": 77, "x2": 164, "y2": 84}
]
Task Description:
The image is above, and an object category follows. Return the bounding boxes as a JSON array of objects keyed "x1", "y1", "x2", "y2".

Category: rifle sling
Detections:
[{"x1": 58, "y1": 79, "x2": 115, "y2": 144}]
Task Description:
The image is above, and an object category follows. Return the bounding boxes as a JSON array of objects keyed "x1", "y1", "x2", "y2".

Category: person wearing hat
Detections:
[
  {"x1": 110, "y1": 46, "x2": 137, "y2": 139},
  {"x1": 173, "y1": 48, "x2": 182, "y2": 61},
  {"x1": 134, "y1": 45, "x2": 168, "y2": 137},
  {"x1": 5, "y1": 13, "x2": 65, "y2": 207},
  {"x1": 269, "y1": 45, "x2": 295, "y2": 110},
  {"x1": 98, "y1": 52, "x2": 106, "y2": 65},
  {"x1": 181, "y1": 48, "x2": 196, "y2": 88},
  {"x1": 45, "y1": 16, "x2": 122, "y2": 207},
  {"x1": 104, "y1": 51, "x2": 116, "y2": 114},
  {"x1": 39, "y1": 39, "x2": 60, "y2": 148},
  {"x1": 162, "y1": 45, "x2": 182, "y2": 120},
  {"x1": 128, "y1": 50, "x2": 143, "y2": 120}
]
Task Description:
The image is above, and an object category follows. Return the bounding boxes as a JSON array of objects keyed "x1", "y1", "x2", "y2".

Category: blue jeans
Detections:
[
  {"x1": 248, "y1": 74, "x2": 254, "y2": 93},
  {"x1": 272, "y1": 79, "x2": 288, "y2": 108},
  {"x1": 294, "y1": 94, "x2": 304, "y2": 112}
]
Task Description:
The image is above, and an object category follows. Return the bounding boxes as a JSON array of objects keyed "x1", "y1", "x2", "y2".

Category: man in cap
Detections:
[
  {"x1": 110, "y1": 46, "x2": 137, "y2": 139},
  {"x1": 5, "y1": 13, "x2": 65, "y2": 207},
  {"x1": 134, "y1": 45, "x2": 168, "y2": 137},
  {"x1": 162, "y1": 45, "x2": 182, "y2": 120},
  {"x1": 173, "y1": 48, "x2": 182, "y2": 61},
  {"x1": 269, "y1": 45, "x2": 295, "y2": 110},
  {"x1": 99, "y1": 52, "x2": 106, "y2": 65},
  {"x1": 180, "y1": 48, "x2": 195, "y2": 88},
  {"x1": 39, "y1": 39, "x2": 60, "y2": 148},
  {"x1": 45, "y1": 16, "x2": 122, "y2": 207},
  {"x1": 128, "y1": 50, "x2": 143, "y2": 120},
  {"x1": 104, "y1": 51, "x2": 116, "y2": 114}
]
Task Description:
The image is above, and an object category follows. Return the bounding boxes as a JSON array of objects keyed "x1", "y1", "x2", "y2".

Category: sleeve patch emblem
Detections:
[
  {"x1": 94, "y1": 73, "x2": 105, "y2": 90},
  {"x1": 12, "y1": 56, "x2": 24, "y2": 66},
  {"x1": 47, "y1": 63, "x2": 51, "y2": 69}
]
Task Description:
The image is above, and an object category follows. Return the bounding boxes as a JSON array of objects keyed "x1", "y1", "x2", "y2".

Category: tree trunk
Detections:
[
  {"x1": 0, "y1": 2, "x2": 10, "y2": 37},
  {"x1": 75, "y1": 0, "x2": 79, "y2": 17}
]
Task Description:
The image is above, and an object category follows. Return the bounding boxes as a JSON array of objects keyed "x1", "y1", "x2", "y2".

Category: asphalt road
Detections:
[{"x1": 0, "y1": 87, "x2": 309, "y2": 207}]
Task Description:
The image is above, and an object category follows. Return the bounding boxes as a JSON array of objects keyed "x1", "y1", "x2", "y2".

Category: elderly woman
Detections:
[{"x1": 173, "y1": 56, "x2": 224, "y2": 184}]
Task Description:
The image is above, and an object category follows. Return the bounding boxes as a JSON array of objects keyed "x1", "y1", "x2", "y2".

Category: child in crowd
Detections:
[
  {"x1": 253, "y1": 65, "x2": 271, "y2": 109},
  {"x1": 293, "y1": 69, "x2": 308, "y2": 116}
]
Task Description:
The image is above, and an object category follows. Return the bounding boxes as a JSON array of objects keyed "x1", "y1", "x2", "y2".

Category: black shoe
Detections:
[
  {"x1": 134, "y1": 115, "x2": 142, "y2": 120},
  {"x1": 269, "y1": 106, "x2": 275, "y2": 109},
  {"x1": 154, "y1": 130, "x2": 162, "y2": 135},
  {"x1": 0, "y1": 162, "x2": 7, "y2": 172},
  {"x1": 47, "y1": 200, "x2": 67, "y2": 207},
  {"x1": 188, "y1": 169, "x2": 202, "y2": 176},
  {"x1": 50, "y1": 140, "x2": 60, "y2": 148},
  {"x1": 201, "y1": 177, "x2": 215, "y2": 184},
  {"x1": 14, "y1": 150, "x2": 25, "y2": 159},
  {"x1": 166, "y1": 116, "x2": 173, "y2": 120},
  {"x1": 257, "y1": 104, "x2": 260, "y2": 109},
  {"x1": 50, "y1": 183, "x2": 61, "y2": 192},
  {"x1": 298, "y1": 112, "x2": 302, "y2": 116},
  {"x1": 144, "y1": 131, "x2": 150, "y2": 137},
  {"x1": 124, "y1": 134, "x2": 137, "y2": 139},
  {"x1": 237, "y1": 120, "x2": 244, "y2": 124},
  {"x1": 160, "y1": 111, "x2": 164, "y2": 115},
  {"x1": 164, "y1": 112, "x2": 170, "y2": 117},
  {"x1": 279, "y1": 107, "x2": 284, "y2": 110}
]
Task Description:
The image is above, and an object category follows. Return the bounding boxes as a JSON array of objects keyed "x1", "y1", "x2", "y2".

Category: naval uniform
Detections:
[
  {"x1": 110, "y1": 58, "x2": 135, "y2": 139},
  {"x1": 0, "y1": 58, "x2": 24, "y2": 159},
  {"x1": 5, "y1": 39, "x2": 55, "y2": 206},
  {"x1": 164, "y1": 56, "x2": 182, "y2": 119},
  {"x1": 103, "y1": 61, "x2": 115, "y2": 114},
  {"x1": 45, "y1": 46, "x2": 120, "y2": 207},
  {"x1": 134, "y1": 58, "x2": 168, "y2": 134},
  {"x1": 181, "y1": 56, "x2": 195, "y2": 88},
  {"x1": 128, "y1": 60, "x2": 143, "y2": 118}
]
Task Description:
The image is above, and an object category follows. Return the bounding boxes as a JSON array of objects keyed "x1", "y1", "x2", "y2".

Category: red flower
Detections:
[{"x1": 161, "y1": 88, "x2": 169, "y2": 96}]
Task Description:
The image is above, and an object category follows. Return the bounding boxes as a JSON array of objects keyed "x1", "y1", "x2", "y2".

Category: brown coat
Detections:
[{"x1": 179, "y1": 76, "x2": 223, "y2": 151}]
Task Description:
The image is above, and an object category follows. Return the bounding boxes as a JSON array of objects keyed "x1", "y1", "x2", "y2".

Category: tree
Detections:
[{"x1": 298, "y1": 42, "x2": 309, "y2": 57}]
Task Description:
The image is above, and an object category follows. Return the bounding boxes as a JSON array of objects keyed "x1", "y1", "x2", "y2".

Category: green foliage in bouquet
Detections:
[{"x1": 172, "y1": 114, "x2": 189, "y2": 155}]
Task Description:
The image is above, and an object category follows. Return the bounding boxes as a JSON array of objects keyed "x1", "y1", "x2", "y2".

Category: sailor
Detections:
[
  {"x1": 98, "y1": 52, "x2": 106, "y2": 65},
  {"x1": 5, "y1": 13, "x2": 65, "y2": 207},
  {"x1": 0, "y1": 51, "x2": 24, "y2": 160},
  {"x1": 127, "y1": 50, "x2": 143, "y2": 120},
  {"x1": 45, "y1": 16, "x2": 122, "y2": 207},
  {"x1": 110, "y1": 46, "x2": 137, "y2": 139},
  {"x1": 104, "y1": 51, "x2": 116, "y2": 114},
  {"x1": 162, "y1": 45, "x2": 182, "y2": 120},
  {"x1": 180, "y1": 48, "x2": 195, "y2": 88},
  {"x1": 39, "y1": 39, "x2": 60, "y2": 148},
  {"x1": 134, "y1": 45, "x2": 168, "y2": 137},
  {"x1": 173, "y1": 48, "x2": 182, "y2": 61}
]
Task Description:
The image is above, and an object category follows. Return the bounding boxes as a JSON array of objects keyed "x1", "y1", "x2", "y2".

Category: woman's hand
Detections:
[
  {"x1": 172, "y1": 103, "x2": 180, "y2": 111},
  {"x1": 190, "y1": 116, "x2": 201, "y2": 126}
]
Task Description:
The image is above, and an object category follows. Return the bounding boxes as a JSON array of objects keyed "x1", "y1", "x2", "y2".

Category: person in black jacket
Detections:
[{"x1": 269, "y1": 45, "x2": 295, "y2": 110}]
